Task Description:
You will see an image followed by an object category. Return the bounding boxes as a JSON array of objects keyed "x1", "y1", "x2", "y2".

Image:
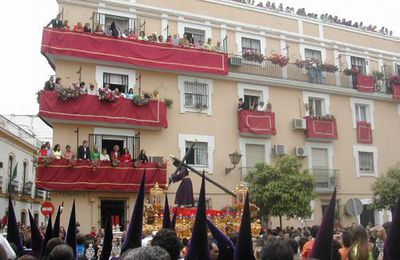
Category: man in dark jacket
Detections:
[{"x1": 77, "y1": 140, "x2": 91, "y2": 160}]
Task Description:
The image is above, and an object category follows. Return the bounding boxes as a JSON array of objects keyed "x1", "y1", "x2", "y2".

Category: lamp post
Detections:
[{"x1": 225, "y1": 150, "x2": 242, "y2": 174}]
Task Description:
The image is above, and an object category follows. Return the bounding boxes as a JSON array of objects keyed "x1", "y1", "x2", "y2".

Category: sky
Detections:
[{"x1": 0, "y1": 0, "x2": 398, "y2": 119}]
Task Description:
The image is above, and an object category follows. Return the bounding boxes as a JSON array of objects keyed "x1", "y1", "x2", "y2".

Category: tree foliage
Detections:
[
  {"x1": 372, "y1": 164, "x2": 400, "y2": 210},
  {"x1": 244, "y1": 155, "x2": 316, "y2": 221}
]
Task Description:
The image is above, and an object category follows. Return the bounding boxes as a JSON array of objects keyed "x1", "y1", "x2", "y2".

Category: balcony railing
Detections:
[
  {"x1": 36, "y1": 159, "x2": 167, "y2": 192},
  {"x1": 23, "y1": 181, "x2": 33, "y2": 196},
  {"x1": 8, "y1": 180, "x2": 19, "y2": 194},
  {"x1": 38, "y1": 91, "x2": 168, "y2": 129},
  {"x1": 309, "y1": 168, "x2": 339, "y2": 193},
  {"x1": 238, "y1": 110, "x2": 276, "y2": 137},
  {"x1": 228, "y1": 55, "x2": 393, "y2": 95},
  {"x1": 35, "y1": 189, "x2": 45, "y2": 199}
]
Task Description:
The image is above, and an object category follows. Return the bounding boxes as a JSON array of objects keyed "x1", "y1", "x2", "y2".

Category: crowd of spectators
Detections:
[
  {"x1": 47, "y1": 14, "x2": 223, "y2": 53},
  {"x1": 238, "y1": 98, "x2": 272, "y2": 112},
  {"x1": 232, "y1": 0, "x2": 394, "y2": 37},
  {"x1": 37, "y1": 140, "x2": 149, "y2": 165}
]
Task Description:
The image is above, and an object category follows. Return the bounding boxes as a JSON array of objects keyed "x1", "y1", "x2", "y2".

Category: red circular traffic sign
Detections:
[{"x1": 41, "y1": 201, "x2": 54, "y2": 217}]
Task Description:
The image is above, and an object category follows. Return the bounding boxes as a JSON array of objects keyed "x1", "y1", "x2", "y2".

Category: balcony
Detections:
[
  {"x1": 357, "y1": 121, "x2": 373, "y2": 144},
  {"x1": 238, "y1": 110, "x2": 276, "y2": 137},
  {"x1": 309, "y1": 169, "x2": 339, "y2": 194},
  {"x1": 229, "y1": 55, "x2": 393, "y2": 95},
  {"x1": 22, "y1": 181, "x2": 33, "y2": 196},
  {"x1": 35, "y1": 189, "x2": 45, "y2": 199},
  {"x1": 41, "y1": 28, "x2": 228, "y2": 75},
  {"x1": 35, "y1": 159, "x2": 167, "y2": 192},
  {"x1": 8, "y1": 180, "x2": 19, "y2": 194},
  {"x1": 304, "y1": 116, "x2": 338, "y2": 141},
  {"x1": 38, "y1": 91, "x2": 168, "y2": 129}
]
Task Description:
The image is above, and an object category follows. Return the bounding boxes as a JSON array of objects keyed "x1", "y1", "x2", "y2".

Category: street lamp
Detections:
[{"x1": 225, "y1": 150, "x2": 242, "y2": 175}]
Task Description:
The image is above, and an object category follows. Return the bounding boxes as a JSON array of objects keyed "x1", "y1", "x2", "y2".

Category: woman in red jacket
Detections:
[{"x1": 120, "y1": 148, "x2": 132, "y2": 163}]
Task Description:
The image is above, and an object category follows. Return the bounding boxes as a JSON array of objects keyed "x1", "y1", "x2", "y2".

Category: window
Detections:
[
  {"x1": 179, "y1": 76, "x2": 213, "y2": 115},
  {"x1": 184, "y1": 81, "x2": 209, "y2": 108},
  {"x1": 22, "y1": 161, "x2": 27, "y2": 192},
  {"x1": 308, "y1": 97, "x2": 324, "y2": 117},
  {"x1": 184, "y1": 27, "x2": 205, "y2": 45},
  {"x1": 105, "y1": 14, "x2": 129, "y2": 33},
  {"x1": 351, "y1": 56, "x2": 367, "y2": 75},
  {"x1": 103, "y1": 73, "x2": 129, "y2": 93},
  {"x1": 89, "y1": 133, "x2": 140, "y2": 160},
  {"x1": 8, "y1": 155, "x2": 14, "y2": 182},
  {"x1": 396, "y1": 64, "x2": 400, "y2": 76},
  {"x1": 359, "y1": 151, "x2": 374, "y2": 173},
  {"x1": 186, "y1": 141, "x2": 208, "y2": 166},
  {"x1": 242, "y1": 37, "x2": 261, "y2": 56},
  {"x1": 178, "y1": 134, "x2": 215, "y2": 173},
  {"x1": 354, "y1": 146, "x2": 378, "y2": 177},
  {"x1": 305, "y1": 48, "x2": 322, "y2": 62},
  {"x1": 355, "y1": 104, "x2": 368, "y2": 122}
]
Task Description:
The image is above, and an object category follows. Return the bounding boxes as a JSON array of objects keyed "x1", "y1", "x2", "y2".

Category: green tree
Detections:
[
  {"x1": 372, "y1": 164, "x2": 400, "y2": 210},
  {"x1": 244, "y1": 155, "x2": 316, "y2": 227}
]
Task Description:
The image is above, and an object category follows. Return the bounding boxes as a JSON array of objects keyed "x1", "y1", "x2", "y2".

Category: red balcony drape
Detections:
[
  {"x1": 356, "y1": 121, "x2": 372, "y2": 144},
  {"x1": 238, "y1": 110, "x2": 276, "y2": 136},
  {"x1": 356, "y1": 75, "x2": 375, "y2": 93},
  {"x1": 305, "y1": 116, "x2": 338, "y2": 140},
  {"x1": 35, "y1": 159, "x2": 166, "y2": 192}
]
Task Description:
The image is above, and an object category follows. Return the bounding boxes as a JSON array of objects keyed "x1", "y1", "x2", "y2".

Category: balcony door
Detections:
[
  {"x1": 311, "y1": 148, "x2": 329, "y2": 188},
  {"x1": 244, "y1": 144, "x2": 265, "y2": 178},
  {"x1": 244, "y1": 89, "x2": 262, "y2": 110},
  {"x1": 351, "y1": 56, "x2": 366, "y2": 89},
  {"x1": 101, "y1": 199, "x2": 127, "y2": 231},
  {"x1": 89, "y1": 134, "x2": 139, "y2": 160}
]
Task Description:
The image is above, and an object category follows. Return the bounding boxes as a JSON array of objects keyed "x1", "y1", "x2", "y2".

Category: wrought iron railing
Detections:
[
  {"x1": 8, "y1": 180, "x2": 19, "y2": 194},
  {"x1": 309, "y1": 168, "x2": 339, "y2": 193},
  {"x1": 228, "y1": 55, "x2": 392, "y2": 94}
]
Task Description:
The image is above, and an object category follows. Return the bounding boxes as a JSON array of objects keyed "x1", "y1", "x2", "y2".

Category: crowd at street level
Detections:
[{"x1": 2, "y1": 170, "x2": 400, "y2": 260}]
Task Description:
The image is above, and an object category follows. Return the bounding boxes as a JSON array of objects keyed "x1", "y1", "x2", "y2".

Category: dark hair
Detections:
[
  {"x1": 298, "y1": 237, "x2": 308, "y2": 252},
  {"x1": 349, "y1": 225, "x2": 370, "y2": 260},
  {"x1": 287, "y1": 239, "x2": 298, "y2": 254},
  {"x1": 124, "y1": 148, "x2": 129, "y2": 154},
  {"x1": 66, "y1": 145, "x2": 71, "y2": 149},
  {"x1": 120, "y1": 246, "x2": 171, "y2": 260},
  {"x1": 54, "y1": 144, "x2": 60, "y2": 151},
  {"x1": 310, "y1": 225, "x2": 319, "y2": 238},
  {"x1": 208, "y1": 237, "x2": 217, "y2": 252},
  {"x1": 261, "y1": 239, "x2": 294, "y2": 260},
  {"x1": 17, "y1": 255, "x2": 39, "y2": 260},
  {"x1": 332, "y1": 239, "x2": 342, "y2": 260},
  {"x1": 56, "y1": 77, "x2": 62, "y2": 84},
  {"x1": 76, "y1": 233, "x2": 85, "y2": 244},
  {"x1": 151, "y1": 229, "x2": 182, "y2": 260},
  {"x1": 48, "y1": 244, "x2": 73, "y2": 260},
  {"x1": 43, "y1": 238, "x2": 66, "y2": 259},
  {"x1": 79, "y1": 81, "x2": 85, "y2": 87},
  {"x1": 342, "y1": 230, "x2": 352, "y2": 248},
  {"x1": 83, "y1": 140, "x2": 88, "y2": 144}
]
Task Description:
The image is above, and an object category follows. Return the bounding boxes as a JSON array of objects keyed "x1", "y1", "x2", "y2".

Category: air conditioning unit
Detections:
[
  {"x1": 273, "y1": 144, "x2": 286, "y2": 156},
  {"x1": 293, "y1": 118, "x2": 306, "y2": 130},
  {"x1": 295, "y1": 147, "x2": 308, "y2": 157},
  {"x1": 229, "y1": 56, "x2": 243, "y2": 67}
]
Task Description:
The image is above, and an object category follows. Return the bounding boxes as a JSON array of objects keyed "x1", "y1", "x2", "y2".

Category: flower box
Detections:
[{"x1": 304, "y1": 116, "x2": 338, "y2": 141}]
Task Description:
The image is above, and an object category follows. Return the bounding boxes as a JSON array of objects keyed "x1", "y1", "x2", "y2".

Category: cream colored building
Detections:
[{"x1": 37, "y1": 0, "x2": 400, "y2": 232}]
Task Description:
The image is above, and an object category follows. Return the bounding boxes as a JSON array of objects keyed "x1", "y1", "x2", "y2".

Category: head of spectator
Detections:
[
  {"x1": 128, "y1": 88, "x2": 134, "y2": 94},
  {"x1": 113, "y1": 145, "x2": 119, "y2": 152},
  {"x1": 54, "y1": 144, "x2": 61, "y2": 152},
  {"x1": 48, "y1": 244, "x2": 73, "y2": 260},
  {"x1": 298, "y1": 237, "x2": 307, "y2": 253},
  {"x1": 46, "y1": 141, "x2": 51, "y2": 150},
  {"x1": 287, "y1": 239, "x2": 298, "y2": 254},
  {"x1": 44, "y1": 76, "x2": 55, "y2": 91},
  {"x1": 149, "y1": 32, "x2": 157, "y2": 41},
  {"x1": 207, "y1": 38, "x2": 212, "y2": 45},
  {"x1": 94, "y1": 25, "x2": 103, "y2": 33},
  {"x1": 65, "y1": 144, "x2": 71, "y2": 152},
  {"x1": 151, "y1": 229, "x2": 182, "y2": 260},
  {"x1": 88, "y1": 84, "x2": 96, "y2": 95},
  {"x1": 93, "y1": 145, "x2": 99, "y2": 154},
  {"x1": 208, "y1": 238, "x2": 219, "y2": 260},
  {"x1": 84, "y1": 23, "x2": 91, "y2": 33},
  {"x1": 102, "y1": 148, "x2": 108, "y2": 155},
  {"x1": 82, "y1": 140, "x2": 88, "y2": 148},
  {"x1": 158, "y1": 35, "x2": 164, "y2": 43},
  {"x1": 310, "y1": 225, "x2": 319, "y2": 239},
  {"x1": 166, "y1": 35, "x2": 172, "y2": 44},
  {"x1": 43, "y1": 238, "x2": 66, "y2": 260},
  {"x1": 55, "y1": 77, "x2": 62, "y2": 85},
  {"x1": 39, "y1": 144, "x2": 47, "y2": 156},
  {"x1": 120, "y1": 246, "x2": 171, "y2": 260},
  {"x1": 349, "y1": 225, "x2": 370, "y2": 260},
  {"x1": 261, "y1": 239, "x2": 294, "y2": 260},
  {"x1": 342, "y1": 230, "x2": 351, "y2": 248}
]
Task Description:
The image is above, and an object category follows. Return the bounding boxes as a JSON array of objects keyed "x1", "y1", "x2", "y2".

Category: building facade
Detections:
[
  {"x1": 0, "y1": 115, "x2": 46, "y2": 227},
  {"x1": 37, "y1": 0, "x2": 400, "y2": 232}
]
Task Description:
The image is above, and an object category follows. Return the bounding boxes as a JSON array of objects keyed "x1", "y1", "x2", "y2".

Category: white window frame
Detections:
[
  {"x1": 300, "y1": 44, "x2": 327, "y2": 62},
  {"x1": 178, "y1": 21, "x2": 212, "y2": 42},
  {"x1": 345, "y1": 54, "x2": 370, "y2": 75},
  {"x1": 178, "y1": 76, "x2": 213, "y2": 115},
  {"x1": 178, "y1": 134, "x2": 215, "y2": 173},
  {"x1": 95, "y1": 66, "x2": 136, "y2": 93},
  {"x1": 239, "y1": 137, "x2": 271, "y2": 168},
  {"x1": 303, "y1": 92, "x2": 330, "y2": 117},
  {"x1": 393, "y1": 62, "x2": 400, "y2": 76},
  {"x1": 353, "y1": 145, "x2": 378, "y2": 177},
  {"x1": 306, "y1": 142, "x2": 334, "y2": 170},
  {"x1": 238, "y1": 83, "x2": 269, "y2": 105},
  {"x1": 350, "y1": 98, "x2": 375, "y2": 130},
  {"x1": 235, "y1": 32, "x2": 266, "y2": 58}
]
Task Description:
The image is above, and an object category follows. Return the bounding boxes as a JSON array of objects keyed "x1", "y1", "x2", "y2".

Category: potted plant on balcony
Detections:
[
  {"x1": 343, "y1": 66, "x2": 360, "y2": 76},
  {"x1": 132, "y1": 95, "x2": 150, "y2": 106},
  {"x1": 242, "y1": 49, "x2": 265, "y2": 63},
  {"x1": 98, "y1": 88, "x2": 116, "y2": 102},
  {"x1": 321, "y1": 63, "x2": 339, "y2": 73},
  {"x1": 57, "y1": 87, "x2": 81, "y2": 101},
  {"x1": 164, "y1": 98, "x2": 173, "y2": 109},
  {"x1": 372, "y1": 71, "x2": 384, "y2": 81},
  {"x1": 267, "y1": 53, "x2": 289, "y2": 67}
]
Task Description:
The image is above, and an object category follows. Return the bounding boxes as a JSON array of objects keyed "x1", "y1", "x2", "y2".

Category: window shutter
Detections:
[{"x1": 311, "y1": 148, "x2": 329, "y2": 168}]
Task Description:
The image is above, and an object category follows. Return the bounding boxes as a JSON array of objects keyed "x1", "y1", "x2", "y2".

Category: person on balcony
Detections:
[
  {"x1": 127, "y1": 31, "x2": 137, "y2": 40},
  {"x1": 179, "y1": 34, "x2": 191, "y2": 48},
  {"x1": 100, "y1": 148, "x2": 110, "y2": 161},
  {"x1": 120, "y1": 148, "x2": 132, "y2": 163},
  {"x1": 166, "y1": 35, "x2": 173, "y2": 44},
  {"x1": 44, "y1": 76, "x2": 55, "y2": 91},
  {"x1": 38, "y1": 144, "x2": 47, "y2": 157},
  {"x1": 62, "y1": 20, "x2": 70, "y2": 30},
  {"x1": 55, "y1": 77, "x2": 62, "y2": 91},
  {"x1": 91, "y1": 145, "x2": 100, "y2": 168},
  {"x1": 203, "y1": 38, "x2": 213, "y2": 50},
  {"x1": 83, "y1": 23, "x2": 91, "y2": 33},
  {"x1": 166, "y1": 161, "x2": 194, "y2": 207},
  {"x1": 73, "y1": 22, "x2": 84, "y2": 33},
  {"x1": 46, "y1": 13, "x2": 63, "y2": 28},
  {"x1": 45, "y1": 142, "x2": 53, "y2": 157},
  {"x1": 111, "y1": 145, "x2": 120, "y2": 165},
  {"x1": 79, "y1": 81, "x2": 87, "y2": 94},
  {"x1": 158, "y1": 35, "x2": 164, "y2": 43},
  {"x1": 238, "y1": 98, "x2": 248, "y2": 110},
  {"x1": 62, "y1": 145, "x2": 75, "y2": 161},
  {"x1": 113, "y1": 88, "x2": 125, "y2": 98},
  {"x1": 172, "y1": 34, "x2": 180, "y2": 46},
  {"x1": 126, "y1": 88, "x2": 135, "y2": 99},
  {"x1": 257, "y1": 101, "x2": 267, "y2": 112},
  {"x1": 110, "y1": 21, "x2": 122, "y2": 38},
  {"x1": 77, "y1": 140, "x2": 91, "y2": 160},
  {"x1": 53, "y1": 144, "x2": 62, "y2": 159},
  {"x1": 88, "y1": 84, "x2": 96, "y2": 95},
  {"x1": 94, "y1": 25, "x2": 104, "y2": 35},
  {"x1": 138, "y1": 149, "x2": 149, "y2": 164},
  {"x1": 213, "y1": 41, "x2": 222, "y2": 52},
  {"x1": 138, "y1": 31, "x2": 148, "y2": 41}
]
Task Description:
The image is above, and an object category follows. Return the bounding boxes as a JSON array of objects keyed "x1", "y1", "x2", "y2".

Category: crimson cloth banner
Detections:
[
  {"x1": 238, "y1": 110, "x2": 276, "y2": 136},
  {"x1": 305, "y1": 116, "x2": 338, "y2": 139},
  {"x1": 356, "y1": 121, "x2": 373, "y2": 144},
  {"x1": 41, "y1": 28, "x2": 228, "y2": 75},
  {"x1": 36, "y1": 159, "x2": 166, "y2": 192},
  {"x1": 356, "y1": 75, "x2": 375, "y2": 93},
  {"x1": 392, "y1": 83, "x2": 400, "y2": 101},
  {"x1": 39, "y1": 91, "x2": 168, "y2": 128}
]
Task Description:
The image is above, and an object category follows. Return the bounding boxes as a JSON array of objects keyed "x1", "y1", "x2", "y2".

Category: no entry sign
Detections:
[{"x1": 41, "y1": 201, "x2": 54, "y2": 217}]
